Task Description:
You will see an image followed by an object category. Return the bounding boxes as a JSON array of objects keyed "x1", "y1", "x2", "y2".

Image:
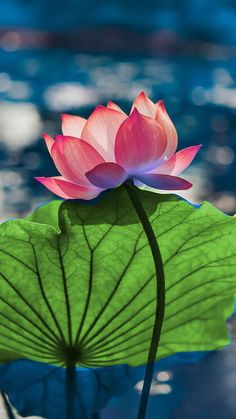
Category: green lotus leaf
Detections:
[{"x1": 0, "y1": 187, "x2": 235, "y2": 367}]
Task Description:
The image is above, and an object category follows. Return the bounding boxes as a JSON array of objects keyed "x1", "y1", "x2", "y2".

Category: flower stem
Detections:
[
  {"x1": 124, "y1": 184, "x2": 165, "y2": 419},
  {"x1": 65, "y1": 363, "x2": 76, "y2": 419}
]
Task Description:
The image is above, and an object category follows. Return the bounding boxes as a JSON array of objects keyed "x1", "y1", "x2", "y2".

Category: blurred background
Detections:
[
  {"x1": 1, "y1": 1, "x2": 236, "y2": 418},
  {"x1": 0, "y1": 0, "x2": 236, "y2": 220}
]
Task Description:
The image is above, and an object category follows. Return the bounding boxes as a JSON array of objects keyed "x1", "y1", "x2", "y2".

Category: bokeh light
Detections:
[{"x1": 0, "y1": 2, "x2": 236, "y2": 418}]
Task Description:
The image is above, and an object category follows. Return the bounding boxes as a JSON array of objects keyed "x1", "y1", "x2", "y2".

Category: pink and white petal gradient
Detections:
[
  {"x1": 36, "y1": 92, "x2": 201, "y2": 200},
  {"x1": 131, "y1": 91, "x2": 157, "y2": 117},
  {"x1": 81, "y1": 106, "x2": 126, "y2": 160},
  {"x1": 107, "y1": 101, "x2": 126, "y2": 114},
  {"x1": 147, "y1": 145, "x2": 202, "y2": 176},
  {"x1": 115, "y1": 109, "x2": 167, "y2": 173},
  {"x1": 61, "y1": 114, "x2": 87, "y2": 138},
  {"x1": 51, "y1": 135, "x2": 105, "y2": 185},
  {"x1": 155, "y1": 101, "x2": 178, "y2": 159},
  {"x1": 43, "y1": 133, "x2": 54, "y2": 154},
  {"x1": 35, "y1": 177, "x2": 102, "y2": 199}
]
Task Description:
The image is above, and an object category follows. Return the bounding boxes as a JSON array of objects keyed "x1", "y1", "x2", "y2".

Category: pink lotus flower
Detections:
[{"x1": 36, "y1": 92, "x2": 201, "y2": 199}]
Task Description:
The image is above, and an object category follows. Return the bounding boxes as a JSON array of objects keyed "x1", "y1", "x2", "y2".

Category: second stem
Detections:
[{"x1": 66, "y1": 364, "x2": 76, "y2": 419}]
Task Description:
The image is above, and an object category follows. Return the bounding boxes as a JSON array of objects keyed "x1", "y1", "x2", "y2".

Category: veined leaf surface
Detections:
[{"x1": 0, "y1": 187, "x2": 235, "y2": 367}]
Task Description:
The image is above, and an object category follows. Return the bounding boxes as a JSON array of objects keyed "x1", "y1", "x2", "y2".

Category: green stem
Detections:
[
  {"x1": 65, "y1": 364, "x2": 76, "y2": 419},
  {"x1": 1, "y1": 391, "x2": 15, "y2": 419},
  {"x1": 125, "y1": 184, "x2": 165, "y2": 419}
]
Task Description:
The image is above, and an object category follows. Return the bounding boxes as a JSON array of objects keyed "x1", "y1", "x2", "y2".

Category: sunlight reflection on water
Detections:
[{"x1": 0, "y1": 52, "x2": 235, "y2": 220}]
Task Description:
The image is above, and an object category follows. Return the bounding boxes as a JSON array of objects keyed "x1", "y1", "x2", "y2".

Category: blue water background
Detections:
[{"x1": 0, "y1": 1, "x2": 236, "y2": 418}]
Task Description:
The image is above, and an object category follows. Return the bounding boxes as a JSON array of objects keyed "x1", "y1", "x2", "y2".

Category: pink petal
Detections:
[
  {"x1": 81, "y1": 106, "x2": 127, "y2": 160},
  {"x1": 115, "y1": 109, "x2": 167, "y2": 173},
  {"x1": 131, "y1": 92, "x2": 156, "y2": 117},
  {"x1": 35, "y1": 176, "x2": 102, "y2": 199},
  {"x1": 156, "y1": 145, "x2": 202, "y2": 176},
  {"x1": 51, "y1": 135, "x2": 105, "y2": 185},
  {"x1": 155, "y1": 101, "x2": 178, "y2": 158},
  {"x1": 43, "y1": 133, "x2": 54, "y2": 154},
  {"x1": 35, "y1": 176, "x2": 71, "y2": 198},
  {"x1": 107, "y1": 101, "x2": 126, "y2": 114},
  {"x1": 86, "y1": 162, "x2": 127, "y2": 188},
  {"x1": 61, "y1": 114, "x2": 87, "y2": 138},
  {"x1": 135, "y1": 174, "x2": 192, "y2": 190}
]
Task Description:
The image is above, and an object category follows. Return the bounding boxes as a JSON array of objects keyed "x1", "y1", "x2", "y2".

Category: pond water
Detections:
[
  {"x1": 103, "y1": 319, "x2": 236, "y2": 418},
  {"x1": 0, "y1": 3, "x2": 236, "y2": 416},
  {"x1": 0, "y1": 48, "x2": 236, "y2": 222}
]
